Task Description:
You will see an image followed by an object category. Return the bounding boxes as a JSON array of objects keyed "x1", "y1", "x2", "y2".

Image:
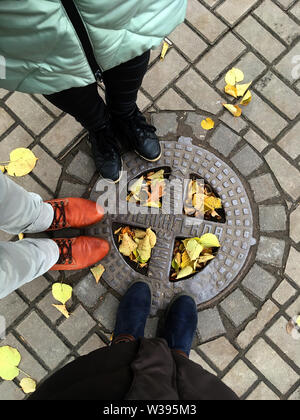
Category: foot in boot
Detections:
[
  {"x1": 90, "y1": 122, "x2": 123, "y2": 183},
  {"x1": 113, "y1": 281, "x2": 152, "y2": 342},
  {"x1": 162, "y1": 294, "x2": 198, "y2": 357},
  {"x1": 113, "y1": 107, "x2": 161, "y2": 162},
  {"x1": 50, "y1": 236, "x2": 110, "y2": 271},
  {"x1": 46, "y1": 198, "x2": 104, "y2": 231}
]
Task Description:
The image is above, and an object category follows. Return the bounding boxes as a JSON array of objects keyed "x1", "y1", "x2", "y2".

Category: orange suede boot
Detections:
[
  {"x1": 50, "y1": 236, "x2": 110, "y2": 271},
  {"x1": 46, "y1": 198, "x2": 104, "y2": 231}
]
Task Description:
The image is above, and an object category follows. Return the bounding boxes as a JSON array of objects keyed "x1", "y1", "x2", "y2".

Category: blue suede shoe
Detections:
[
  {"x1": 113, "y1": 281, "x2": 152, "y2": 342},
  {"x1": 162, "y1": 294, "x2": 198, "y2": 357}
]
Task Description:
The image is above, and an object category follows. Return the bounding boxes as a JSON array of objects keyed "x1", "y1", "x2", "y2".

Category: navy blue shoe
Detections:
[
  {"x1": 162, "y1": 295, "x2": 198, "y2": 357},
  {"x1": 113, "y1": 281, "x2": 152, "y2": 342}
]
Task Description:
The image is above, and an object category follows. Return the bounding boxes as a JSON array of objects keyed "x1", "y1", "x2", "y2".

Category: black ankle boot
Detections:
[
  {"x1": 90, "y1": 123, "x2": 123, "y2": 183},
  {"x1": 113, "y1": 107, "x2": 161, "y2": 162}
]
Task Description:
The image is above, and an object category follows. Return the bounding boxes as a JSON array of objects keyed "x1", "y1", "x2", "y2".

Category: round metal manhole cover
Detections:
[{"x1": 88, "y1": 137, "x2": 256, "y2": 314}]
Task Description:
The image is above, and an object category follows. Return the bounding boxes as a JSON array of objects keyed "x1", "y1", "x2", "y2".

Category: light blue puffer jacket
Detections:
[{"x1": 0, "y1": 0, "x2": 187, "y2": 94}]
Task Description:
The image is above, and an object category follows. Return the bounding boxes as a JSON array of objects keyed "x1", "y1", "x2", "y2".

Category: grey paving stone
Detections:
[
  {"x1": 176, "y1": 69, "x2": 223, "y2": 114},
  {"x1": 142, "y1": 49, "x2": 188, "y2": 98},
  {"x1": 243, "y1": 129, "x2": 268, "y2": 153},
  {"x1": 0, "y1": 107, "x2": 14, "y2": 136},
  {"x1": 144, "y1": 317, "x2": 159, "y2": 339},
  {"x1": 259, "y1": 205, "x2": 287, "y2": 232},
  {"x1": 151, "y1": 113, "x2": 178, "y2": 137},
  {"x1": 41, "y1": 114, "x2": 83, "y2": 157},
  {"x1": 20, "y1": 276, "x2": 49, "y2": 301},
  {"x1": 33, "y1": 94, "x2": 63, "y2": 117},
  {"x1": 288, "y1": 387, "x2": 300, "y2": 401},
  {"x1": 233, "y1": 52, "x2": 267, "y2": 83},
  {"x1": 220, "y1": 113, "x2": 248, "y2": 134},
  {"x1": 290, "y1": 205, "x2": 300, "y2": 243},
  {"x1": 32, "y1": 145, "x2": 62, "y2": 192},
  {"x1": 209, "y1": 124, "x2": 241, "y2": 157},
  {"x1": 256, "y1": 72, "x2": 300, "y2": 119},
  {"x1": 189, "y1": 350, "x2": 217, "y2": 375},
  {"x1": 265, "y1": 149, "x2": 300, "y2": 200},
  {"x1": 276, "y1": 0, "x2": 295, "y2": 9},
  {"x1": 249, "y1": 173, "x2": 280, "y2": 203},
  {"x1": 220, "y1": 289, "x2": 256, "y2": 327},
  {"x1": 156, "y1": 88, "x2": 194, "y2": 111},
  {"x1": 0, "y1": 381, "x2": 24, "y2": 400},
  {"x1": 36, "y1": 291, "x2": 63, "y2": 324},
  {"x1": 285, "y1": 246, "x2": 300, "y2": 287},
  {"x1": 13, "y1": 175, "x2": 52, "y2": 201},
  {"x1": 286, "y1": 296, "x2": 300, "y2": 319},
  {"x1": 242, "y1": 264, "x2": 277, "y2": 301},
  {"x1": 275, "y1": 43, "x2": 300, "y2": 83},
  {"x1": 236, "y1": 300, "x2": 279, "y2": 349},
  {"x1": 78, "y1": 334, "x2": 107, "y2": 356},
  {"x1": 246, "y1": 338, "x2": 298, "y2": 394},
  {"x1": 16, "y1": 311, "x2": 70, "y2": 369},
  {"x1": 231, "y1": 145, "x2": 264, "y2": 177},
  {"x1": 266, "y1": 316, "x2": 300, "y2": 368},
  {"x1": 0, "y1": 292, "x2": 28, "y2": 328},
  {"x1": 74, "y1": 273, "x2": 107, "y2": 308},
  {"x1": 58, "y1": 305, "x2": 96, "y2": 346},
  {"x1": 186, "y1": 0, "x2": 227, "y2": 43},
  {"x1": 59, "y1": 180, "x2": 87, "y2": 199},
  {"x1": 278, "y1": 121, "x2": 300, "y2": 160},
  {"x1": 290, "y1": 2, "x2": 300, "y2": 20},
  {"x1": 199, "y1": 337, "x2": 239, "y2": 371},
  {"x1": 216, "y1": 0, "x2": 259, "y2": 25},
  {"x1": 185, "y1": 113, "x2": 210, "y2": 139},
  {"x1": 246, "y1": 382, "x2": 280, "y2": 401},
  {"x1": 93, "y1": 293, "x2": 119, "y2": 332},
  {"x1": 254, "y1": 0, "x2": 300, "y2": 45},
  {"x1": 256, "y1": 236, "x2": 286, "y2": 267},
  {"x1": 222, "y1": 360, "x2": 258, "y2": 398},
  {"x1": 6, "y1": 92, "x2": 53, "y2": 135},
  {"x1": 242, "y1": 93, "x2": 288, "y2": 139},
  {"x1": 272, "y1": 279, "x2": 297, "y2": 305},
  {"x1": 197, "y1": 308, "x2": 226, "y2": 342},
  {"x1": 169, "y1": 23, "x2": 208, "y2": 61},
  {"x1": 196, "y1": 32, "x2": 246, "y2": 81},
  {"x1": 0, "y1": 333, "x2": 47, "y2": 382},
  {"x1": 67, "y1": 150, "x2": 96, "y2": 184},
  {"x1": 235, "y1": 16, "x2": 286, "y2": 62}
]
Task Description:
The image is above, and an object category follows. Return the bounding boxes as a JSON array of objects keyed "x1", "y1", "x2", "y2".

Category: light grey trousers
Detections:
[{"x1": 0, "y1": 172, "x2": 59, "y2": 299}]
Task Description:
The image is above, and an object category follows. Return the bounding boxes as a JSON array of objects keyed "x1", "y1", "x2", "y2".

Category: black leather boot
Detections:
[
  {"x1": 113, "y1": 107, "x2": 161, "y2": 162},
  {"x1": 89, "y1": 122, "x2": 123, "y2": 183}
]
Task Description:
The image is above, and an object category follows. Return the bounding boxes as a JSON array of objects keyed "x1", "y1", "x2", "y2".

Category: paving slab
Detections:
[
  {"x1": 242, "y1": 264, "x2": 277, "y2": 301},
  {"x1": 222, "y1": 360, "x2": 258, "y2": 397}
]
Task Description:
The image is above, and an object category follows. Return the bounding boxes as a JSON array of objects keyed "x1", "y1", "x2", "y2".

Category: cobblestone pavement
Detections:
[{"x1": 0, "y1": 0, "x2": 299, "y2": 400}]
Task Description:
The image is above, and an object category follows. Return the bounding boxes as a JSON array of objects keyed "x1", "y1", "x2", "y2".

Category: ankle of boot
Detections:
[{"x1": 112, "y1": 334, "x2": 136, "y2": 345}]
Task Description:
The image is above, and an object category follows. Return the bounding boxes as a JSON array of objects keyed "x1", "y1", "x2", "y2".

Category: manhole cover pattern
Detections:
[{"x1": 89, "y1": 137, "x2": 256, "y2": 314}]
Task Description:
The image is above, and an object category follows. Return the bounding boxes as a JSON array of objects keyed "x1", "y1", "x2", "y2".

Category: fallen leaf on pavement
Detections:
[
  {"x1": 91, "y1": 264, "x2": 105, "y2": 284},
  {"x1": 52, "y1": 283, "x2": 73, "y2": 305},
  {"x1": 240, "y1": 90, "x2": 252, "y2": 106},
  {"x1": 201, "y1": 118, "x2": 215, "y2": 130},
  {"x1": 20, "y1": 377, "x2": 36, "y2": 394},
  {"x1": 225, "y1": 68, "x2": 244, "y2": 85},
  {"x1": 223, "y1": 104, "x2": 242, "y2": 117},
  {"x1": 52, "y1": 304, "x2": 70, "y2": 319},
  {"x1": 4, "y1": 148, "x2": 38, "y2": 177},
  {"x1": 0, "y1": 346, "x2": 21, "y2": 381}
]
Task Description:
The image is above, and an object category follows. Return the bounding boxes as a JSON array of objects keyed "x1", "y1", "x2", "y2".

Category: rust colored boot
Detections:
[
  {"x1": 46, "y1": 198, "x2": 104, "y2": 231},
  {"x1": 50, "y1": 236, "x2": 110, "y2": 271}
]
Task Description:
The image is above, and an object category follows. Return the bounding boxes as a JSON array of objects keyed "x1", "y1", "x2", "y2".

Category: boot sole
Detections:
[{"x1": 134, "y1": 149, "x2": 162, "y2": 163}]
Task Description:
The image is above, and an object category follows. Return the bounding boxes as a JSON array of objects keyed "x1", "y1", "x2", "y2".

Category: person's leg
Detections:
[
  {"x1": 103, "y1": 51, "x2": 161, "y2": 162},
  {"x1": 113, "y1": 281, "x2": 152, "y2": 344},
  {"x1": 161, "y1": 294, "x2": 198, "y2": 358}
]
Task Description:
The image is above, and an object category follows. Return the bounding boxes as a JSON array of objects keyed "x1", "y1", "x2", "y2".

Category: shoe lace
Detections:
[
  {"x1": 56, "y1": 239, "x2": 73, "y2": 265},
  {"x1": 49, "y1": 201, "x2": 67, "y2": 229}
]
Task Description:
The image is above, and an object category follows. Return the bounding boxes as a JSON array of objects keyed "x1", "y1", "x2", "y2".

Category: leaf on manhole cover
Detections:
[
  {"x1": 118, "y1": 226, "x2": 157, "y2": 267},
  {"x1": 127, "y1": 169, "x2": 167, "y2": 208}
]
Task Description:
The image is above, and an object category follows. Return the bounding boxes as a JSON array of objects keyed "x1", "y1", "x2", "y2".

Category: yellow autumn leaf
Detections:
[
  {"x1": 198, "y1": 254, "x2": 215, "y2": 264},
  {"x1": 146, "y1": 228, "x2": 157, "y2": 248},
  {"x1": 297, "y1": 316, "x2": 300, "y2": 327},
  {"x1": 0, "y1": 346, "x2": 21, "y2": 381},
  {"x1": 204, "y1": 196, "x2": 222, "y2": 212},
  {"x1": 119, "y1": 233, "x2": 138, "y2": 257},
  {"x1": 199, "y1": 233, "x2": 220, "y2": 248},
  {"x1": 181, "y1": 250, "x2": 192, "y2": 269},
  {"x1": 52, "y1": 304, "x2": 70, "y2": 319},
  {"x1": 176, "y1": 266, "x2": 194, "y2": 280},
  {"x1": 185, "y1": 239, "x2": 204, "y2": 261},
  {"x1": 90, "y1": 264, "x2": 105, "y2": 284},
  {"x1": 160, "y1": 39, "x2": 172, "y2": 60},
  {"x1": 225, "y1": 68, "x2": 244, "y2": 86},
  {"x1": 129, "y1": 176, "x2": 144, "y2": 199},
  {"x1": 18, "y1": 233, "x2": 24, "y2": 241},
  {"x1": 223, "y1": 104, "x2": 242, "y2": 117},
  {"x1": 5, "y1": 148, "x2": 38, "y2": 177},
  {"x1": 20, "y1": 377, "x2": 36, "y2": 394},
  {"x1": 137, "y1": 235, "x2": 151, "y2": 262},
  {"x1": 240, "y1": 90, "x2": 252, "y2": 106},
  {"x1": 0, "y1": 165, "x2": 5, "y2": 173},
  {"x1": 201, "y1": 118, "x2": 215, "y2": 131},
  {"x1": 224, "y1": 84, "x2": 238, "y2": 98},
  {"x1": 145, "y1": 201, "x2": 161, "y2": 208},
  {"x1": 147, "y1": 169, "x2": 165, "y2": 180},
  {"x1": 52, "y1": 283, "x2": 73, "y2": 305},
  {"x1": 236, "y1": 82, "x2": 252, "y2": 97}
]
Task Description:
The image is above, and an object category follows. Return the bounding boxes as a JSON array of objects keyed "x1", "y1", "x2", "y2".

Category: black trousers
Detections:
[{"x1": 44, "y1": 50, "x2": 150, "y2": 132}]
